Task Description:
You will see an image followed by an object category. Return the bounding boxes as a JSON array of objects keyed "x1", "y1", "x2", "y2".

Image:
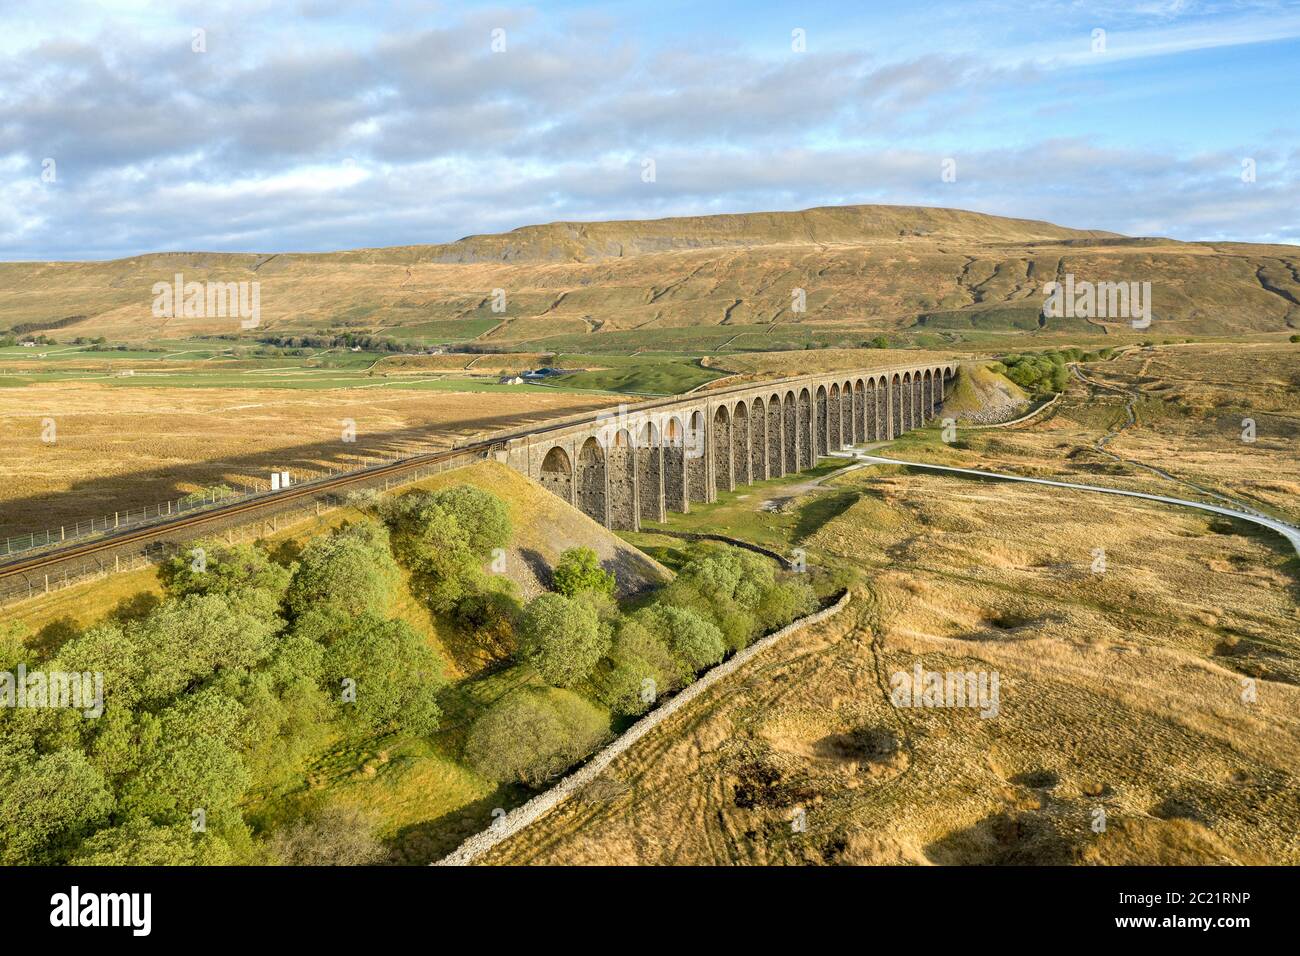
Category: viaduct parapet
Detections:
[{"x1": 500, "y1": 362, "x2": 959, "y2": 531}]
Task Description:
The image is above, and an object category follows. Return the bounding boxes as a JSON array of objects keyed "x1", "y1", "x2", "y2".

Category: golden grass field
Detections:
[
  {"x1": 467, "y1": 342, "x2": 1298, "y2": 865},
  {"x1": 0, "y1": 343, "x2": 955, "y2": 539},
  {"x1": 893, "y1": 342, "x2": 1300, "y2": 524},
  {"x1": 476, "y1": 464, "x2": 1299, "y2": 865},
  {"x1": 0, "y1": 382, "x2": 622, "y2": 532}
]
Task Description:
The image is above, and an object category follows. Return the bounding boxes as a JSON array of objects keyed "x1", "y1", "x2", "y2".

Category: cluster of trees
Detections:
[
  {"x1": 461, "y1": 544, "x2": 816, "y2": 789},
  {"x1": 3, "y1": 478, "x2": 823, "y2": 864},
  {"x1": 254, "y1": 333, "x2": 430, "y2": 354},
  {"x1": 381, "y1": 484, "x2": 512, "y2": 615},
  {"x1": 0, "y1": 516, "x2": 449, "y2": 865},
  {"x1": 991, "y1": 347, "x2": 1113, "y2": 396},
  {"x1": 1, "y1": 334, "x2": 149, "y2": 349}
]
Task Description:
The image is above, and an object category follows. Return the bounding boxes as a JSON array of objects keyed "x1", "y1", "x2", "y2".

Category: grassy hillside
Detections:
[
  {"x1": 6, "y1": 459, "x2": 682, "y2": 865},
  {"x1": 940, "y1": 362, "x2": 1031, "y2": 419},
  {"x1": 478, "y1": 418, "x2": 1300, "y2": 866},
  {"x1": 3, "y1": 204, "x2": 1297, "y2": 346}
]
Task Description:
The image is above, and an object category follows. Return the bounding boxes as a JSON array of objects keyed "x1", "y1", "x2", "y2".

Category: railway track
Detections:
[
  {"x1": 0, "y1": 358, "x2": 958, "y2": 595},
  {"x1": 0, "y1": 437, "x2": 504, "y2": 584}
]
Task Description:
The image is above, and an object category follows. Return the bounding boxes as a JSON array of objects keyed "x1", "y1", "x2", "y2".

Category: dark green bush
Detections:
[
  {"x1": 552, "y1": 547, "x2": 616, "y2": 598},
  {"x1": 464, "y1": 687, "x2": 610, "y2": 787},
  {"x1": 518, "y1": 593, "x2": 608, "y2": 687}
]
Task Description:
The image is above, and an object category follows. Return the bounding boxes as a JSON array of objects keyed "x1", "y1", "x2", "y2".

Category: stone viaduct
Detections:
[{"x1": 500, "y1": 362, "x2": 959, "y2": 532}]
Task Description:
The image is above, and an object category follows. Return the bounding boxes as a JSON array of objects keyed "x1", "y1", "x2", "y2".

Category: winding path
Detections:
[
  {"x1": 836, "y1": 452, "x2": 1300, "y2": 557},
  {"x1": 1069, "y1": 363, "x2": 1282, "y2": 521}
]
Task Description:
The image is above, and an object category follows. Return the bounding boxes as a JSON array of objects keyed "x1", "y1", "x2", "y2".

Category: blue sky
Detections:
[{"x1": 1, "y1": 0, "x2": 1296, "y2": 259}]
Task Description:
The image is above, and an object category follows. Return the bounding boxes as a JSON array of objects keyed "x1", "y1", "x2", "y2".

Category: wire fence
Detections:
[
  {"x1": 0, "y1": 448, "x2": 488, "y2": 608},
  {"x1": 0, "y1": 444, "x2": 464, "y2": 560}
]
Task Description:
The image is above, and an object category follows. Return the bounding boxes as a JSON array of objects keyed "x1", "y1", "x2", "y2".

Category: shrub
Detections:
[
  {"x1": 128, "y1": 594, "x2": 277, "y2": 704},
  {"x1": 321, "y1": 614, "x2": 445, "y2": 736},
  {"x1": 517, "y1": 593, "x2": 608, "y2": 687},
  {"x1": 590, "y1": 620, "x2": 677, "y2": 715},
  {"x1": 269, "y1": 804, "x2": 387, "y2": 866},
  {"x1": 756, "y1": 579, "x2": 817, "y2": 630},
  {"x1": 384, "y1": 493, "x2": 486, "y2": 612},
  {"x1": 160, "y1": 540, "x2": 289, "y2": 599},
  {"x1": 160, "y1": 540, "x2": 290, "y2": 619},
  {"x1": 552, "y1": 547, "x2": 616, "y2": 598},
  {"x1": 286, "y1": 520, "x2": 399, "y2": 618},
  {"x1": 51, "y1": 621, "x2": 142, "y2": 709},
  {"x1": 120, "y1": 688, "x2": 251, "y2": 826},
  {"x1": 464, "y1": 687, "x2": 610, "y2": 787},
  {"x1": 422, "y1": 485, "x2": 511, "y2": 558},
  {"x1": 0, "y1": 746, "x2": 114, "y2": 865},
  {"x1": 71, "y1": 818, "x2": 235, "y2": 866},
  {"x1": 659, "y1": 546, "x2": 805, "y2": 651},
  {"x1": 639, "y1": 604, "x2": 726, "y2": 674}
]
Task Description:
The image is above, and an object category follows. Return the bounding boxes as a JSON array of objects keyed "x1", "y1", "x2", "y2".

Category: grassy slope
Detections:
[
  {"x1": 5, "y1": 205, "x2": 1297, "y2": 345},
  {"x1": 481, "y1": 433, "x2": 1299, "y2": 865},
  {"x1": 939, "y1": 362, "x2": 1030, "y2": 416},
  {"x1": 553, "y1": 360, "x2": 724, "y2": 395},
  {"x1": 7, "y1": 459, "x2": 670, "y2": 864}
]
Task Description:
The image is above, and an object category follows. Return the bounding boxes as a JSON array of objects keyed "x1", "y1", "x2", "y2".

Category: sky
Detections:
[{"x1": 0, "y1": 0, "x2": 1296, "y2": 260}]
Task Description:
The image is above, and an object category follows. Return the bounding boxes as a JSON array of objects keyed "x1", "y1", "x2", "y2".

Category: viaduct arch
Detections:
[{"x1": 505, "y1": 361, "x2": 959, "y2": 532}]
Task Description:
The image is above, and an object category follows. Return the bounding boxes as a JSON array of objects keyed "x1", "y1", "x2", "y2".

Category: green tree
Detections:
[
  {"x1": 384, "y1": 494, "x2": 486, "y2": 612},
  {"x1": 0, "y1": 745, "x2": 114, "y2": 864},
  {"x1": 589, "y1": 620, "x2": 677, "y2": 716},
  {"x1": 639, "y1": 604, "x2": 726, "y2": 674},
  {"x1": 214, "y1": 664, "x2": 331, "y2": 786},
  {"x1": 128, "y1": 594, "x2": 277, "y2": 704},
  {"x1": 423, "y1": 485, "x2": 511, "y2": 558},
  {"x1": 71, "y1": 818, "x2": 235, "y2": 866},
  {"x1": 54, "y1": 620, "x2": 142, "y2": 709},
  {"x1": 661, "y1": 546, "x2": 800, "y2": 651},
  {"x1": 160, "y1": 540, "x2": 290, "y2": 618},
  {"x1": 517, "y1": 593, "x2": 607, "y2": 687},
  {"x1": 756, "y1": 579, "x2": 817, "y2": 630},
  {"x1": 321, "y1": 614, "x2": 445, "y2": 736},
  {"x1": 464, "y1": 687, "x2": 610, "y2": 787},
  {"x1": 120, "y1": 688, "x2": 251, "y2": 827},
  {"x1": 286, "y1": 520, "x2": 399, "y2": 618},
  {"x1": 552, "y1": 547, "x2": 616, "y2": 598}
]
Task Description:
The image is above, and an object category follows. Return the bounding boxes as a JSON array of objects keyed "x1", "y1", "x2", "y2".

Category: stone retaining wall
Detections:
[
  {"x1": 961, "y1": 392, "x2": 1062, "y2": 429},
  {"x1": 435, "y1": 588, "x2": 853, "y2": 866}
]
